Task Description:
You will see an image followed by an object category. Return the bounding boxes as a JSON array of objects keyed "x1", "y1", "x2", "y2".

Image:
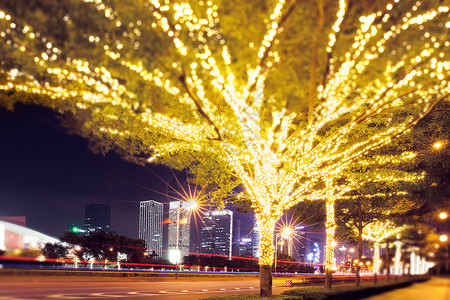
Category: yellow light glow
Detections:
[
  {"x1": 433, "y1": 142, "x2": 443, "y2": 149},
  {"x1": 440, "y1": 235, "x2": 448, "y2": 242},
  {"x1": 282, "y1": 227, "x2": 292, "y2": 236},
  {"x1": 0, "y1": 0, "x2": 447, "y2": 273},
  {"x1": 439, "y1": 212, "x2": 448, "y2": 220}
]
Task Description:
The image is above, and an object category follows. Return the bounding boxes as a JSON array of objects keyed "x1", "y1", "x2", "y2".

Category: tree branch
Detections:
[
  {"x1": 245, "y1": 0, "x2": 300, "y2": 105},
  {"x1": 179, "y1": 73, "x2": 223, "y2": 141}
]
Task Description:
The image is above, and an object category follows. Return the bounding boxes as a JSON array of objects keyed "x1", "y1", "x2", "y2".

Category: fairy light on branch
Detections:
[{"x1": 0, "y1": 0, "x2": 448, "y2": 272}]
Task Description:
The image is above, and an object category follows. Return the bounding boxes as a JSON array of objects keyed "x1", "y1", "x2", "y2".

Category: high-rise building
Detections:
[
  {"x1": 252, "y1": 216, "x2": 260, "y2": 258},
  {"x1": 200, "y1": 210, "x2": 233, "y2": 259},
  {"x1": 295, "y1": 225, "x2": 307, "y2": 262},
  {"x1": 239, "y1": 238, "x2": 253, "y2": 257},
  {"x1": 232, "y1": 218, "x2": 241, "y2": 257},
  {"x1": 139, "y1": 200, "x2": 163, "y2": 257},
  {"x1": 168, "y1": 201, "x2": 191, "y2": 263},
  {"x1": 84, "y1": 204, "x2": 110, "y2": 233}
]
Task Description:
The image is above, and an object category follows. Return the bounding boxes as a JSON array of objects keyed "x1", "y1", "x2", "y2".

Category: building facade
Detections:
[
  {"x1": 167, "y1": 201, "x2": 191, "y2": 263},
  {"x1": 200, "y1": 210, "x2": 233, "y2": 259},
  {"x1": 84, "y1": 204, "x2": 111, "y2": 233},
  {"x1": 0, "y1": 220, "x2": 59, "y2": 251},
  {"x1": 252, "y1": 216, "x2": 260, "y2": 258},
  {"x1": 239, "y1": 238, "x2": 253, "y2": 257},
  {"x1": 139, "y1": 200, "x2": 163, "y2": 257}
]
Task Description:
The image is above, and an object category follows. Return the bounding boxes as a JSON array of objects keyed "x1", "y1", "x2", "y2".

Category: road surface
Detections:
[{"x1": 0, "y1": 276, "x2": 289, "y2": 299}]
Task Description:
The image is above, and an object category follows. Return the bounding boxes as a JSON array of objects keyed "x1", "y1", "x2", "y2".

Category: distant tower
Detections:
[
  {"x1": 168, "y1": 201, "x2": 190, "y2": 263},
  {"x1": 84, "y1": 204, "x2": 110, "y2": 233},
  {"x1": 201, "y1": 210, "x2": 233, "y2": 259},
  {"x1": 232, "y1": 218, "x2": 241, "y2": 257},
  {"x1": 252, "y1": 216, "x2": 260, "y2": 258},
  {"x1": 139, "y1": 200, "x2": 163, "y2": 257}
]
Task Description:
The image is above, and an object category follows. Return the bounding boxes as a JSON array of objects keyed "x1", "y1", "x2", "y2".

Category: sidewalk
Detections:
[{"x1": 364, "y1": 277, "x2": 450, "y2": 300}]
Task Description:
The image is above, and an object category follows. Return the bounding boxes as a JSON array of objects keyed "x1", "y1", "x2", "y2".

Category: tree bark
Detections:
[
  {"x1": 260, "y1": 265, "x2": 272, "y2": 297},
  {"x1": 325, "y1": 269, "x2": 332, "y2": 289},
  {"x1": 256, "y1": 217, "x2": 275, "y2": 297},
  {"x1": 386, "y1": 241, "x2": 390, "y2": 282},
  {"x1": 373, "y1": 242, "x2": 380, "y2": 285},
  {"x1": 324, "y1": 198, "x2": 336, "y2": 290},
  {"x1": 356, "y1": 199, "x2": 362, "y2": 286}
]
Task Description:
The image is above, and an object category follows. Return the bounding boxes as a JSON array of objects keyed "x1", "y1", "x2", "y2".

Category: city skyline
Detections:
[
  {"x1": 0, "y1": 105, "x2": 255, "y2": 239},
  {"x1": 0, "y1": 106, "x2": 328, "y2": 263}
]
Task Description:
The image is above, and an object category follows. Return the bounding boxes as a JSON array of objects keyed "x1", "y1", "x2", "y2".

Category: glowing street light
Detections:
[
  {"x1": 274, "y1": 226, "x2": 295, "y2": 273},
  {"x1": 439, "y1": 234, "x2": 448, "y2": 242},
  {"x1": 439, "y1": 212, "x2": 448, "y2": 220},
  {"x1": 187, "y1": 200, "x2": 198, "y2": 210},
  {"x1": 282, "y1": 227, "x2": 293, "y2": 238},
  {"x1": 433, "y1": 141, "x2": 443, "y2": 150}
]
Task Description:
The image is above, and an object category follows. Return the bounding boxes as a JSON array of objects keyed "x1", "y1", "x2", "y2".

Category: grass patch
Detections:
[
  {"x1": 281, "y1": 278, "x2": 428, "y2": 300},
  {"x1": 202, "y1": 277, "x2": 429, "y2": 300}
]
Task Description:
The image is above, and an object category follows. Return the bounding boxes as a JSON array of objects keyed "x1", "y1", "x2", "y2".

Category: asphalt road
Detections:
[{"x1": 0, "y1": 276, "x2": 289, "y2": 299}]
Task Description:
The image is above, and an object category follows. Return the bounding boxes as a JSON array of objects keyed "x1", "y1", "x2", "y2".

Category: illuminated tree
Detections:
[
  {"x1": 339, "y1": 194, "x2": 419, "y2": 285},
  {"x1": 359, "y1": 220, "x2": 406, "y2": 283},
  {"x1": 0, "y1": 0, "x2": 449, "y2": 295}
]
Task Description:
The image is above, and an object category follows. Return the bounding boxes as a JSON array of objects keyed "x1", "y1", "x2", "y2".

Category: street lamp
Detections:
[
  {"x1": 274, "y1": 226, "x2": 294, "y2": 273},
  {"x1": 433, "y1": 141, "x2": 443, "y2": 150},
  {"x1": 168, "y1": 200, "x2": 201, "y2": 265},
  {"x1": 440, "y1": 234, "x2": 448, "y2": 242},
  {"x1": 439, "y1": 212, "x2": 448, "y2": 220},
  {"x1": 338, "y1": 246, "x2": 347, "y2": 269}
]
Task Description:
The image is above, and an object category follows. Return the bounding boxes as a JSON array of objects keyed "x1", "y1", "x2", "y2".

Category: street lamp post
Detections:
[
  {"x1": 169, "y1": 200, "x2": 198, "y2": 265},
  {"x1": 274, "y1": 227, "x2": 294, "y2": 274}
]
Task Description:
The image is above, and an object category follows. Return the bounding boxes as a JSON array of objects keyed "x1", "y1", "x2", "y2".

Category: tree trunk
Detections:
[
  {"x1": 355, "y1": 199, "x2": 362, "y2": 287},
  {"x1": 324, "y1": 198, "x2": 336, "y2": 290},
  {"x1": 325, "y1": 269, "x2": 332, "y2": 289},
  {"x1": 373, "y1": 242, "x2": 380, "y2": 285},
  {"x1": 256, "y1": 216, "x2": 275, "y2": 297},
  {"x1": 386, "y1": 241, "x2": 390, "y2": 282},
  {"x1": 260, "y1": 265, "x2": 272, "y2": 297}
]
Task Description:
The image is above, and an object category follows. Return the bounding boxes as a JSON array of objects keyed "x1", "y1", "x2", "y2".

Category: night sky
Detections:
[{"x1": 0, "y1": 104, "x2": 253, "y2": 240}]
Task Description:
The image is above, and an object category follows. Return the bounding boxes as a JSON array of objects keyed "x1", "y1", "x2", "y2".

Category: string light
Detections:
[
  {"x1": 0, "y1": 0, "x2": 448, "y2": 270},
  {"x1": 359, "y1": 220, "x2": 406, "y2": 274}
]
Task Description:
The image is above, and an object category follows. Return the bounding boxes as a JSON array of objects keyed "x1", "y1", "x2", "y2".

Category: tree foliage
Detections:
[
  {"x1": 41, "y1": 242, "x2": 68, "y2": 259},
  {"x1": 0, "y1": 1, "x2": 448, "y2": 294},
  {"x1": 60, "y1": 230, "x2": 146, "y2": 263}
]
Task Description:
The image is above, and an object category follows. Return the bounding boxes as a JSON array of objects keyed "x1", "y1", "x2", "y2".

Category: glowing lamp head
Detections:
[
  {"x1": 332, "y1": 241, "x2": 337, "y2": 247},
  {"x1": 439, "y1": 212, "x2": 448, "y2": 220},
  {"x1": 186, "y1": 200, "x2": 197, "y2": 210},
  {"x1": 433, "y1": 142, "x2": 443, "y2": 149},
  {"x1": 282, "y1": 227, "x2": 293, "y2": 236},
  {"x1": 439, "y1": 234, "x2": 448, "y2": 242}
]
